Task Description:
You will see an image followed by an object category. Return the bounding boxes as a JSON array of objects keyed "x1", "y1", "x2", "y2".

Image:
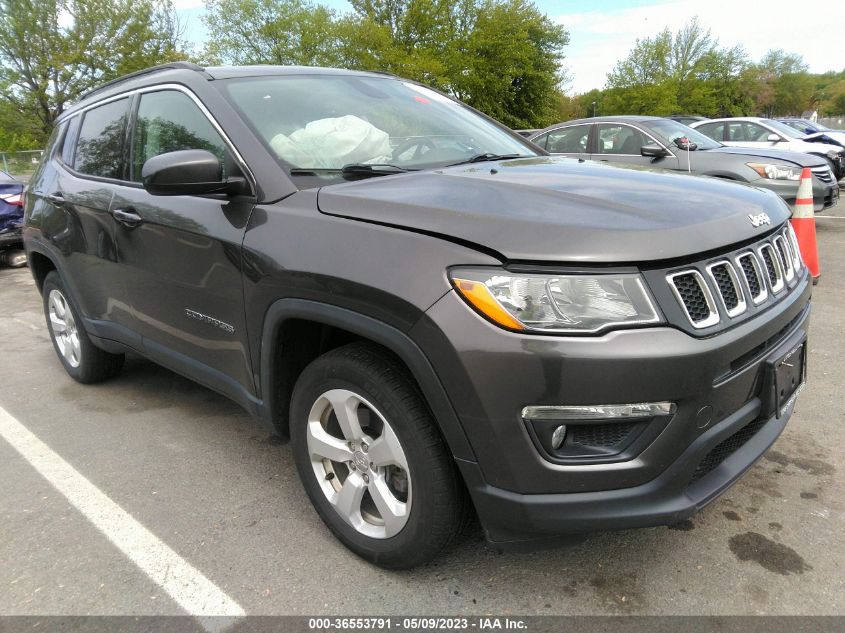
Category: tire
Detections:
[
  {"x1": 42, "y1": 271, "x2": 124, "y2": 383},
  {"x1": 290, "y1": 342, "x2": 468, "y2": 569}
]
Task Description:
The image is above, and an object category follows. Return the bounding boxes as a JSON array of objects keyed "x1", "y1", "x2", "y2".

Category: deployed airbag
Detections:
[{"x1": 270, "y1": 115, "x2": 392, "y2": 168}]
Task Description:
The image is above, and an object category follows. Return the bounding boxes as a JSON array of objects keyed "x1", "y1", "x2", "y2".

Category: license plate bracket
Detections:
[{"x1": 773, "y1": 340, "x2": 806, "y2": 417}]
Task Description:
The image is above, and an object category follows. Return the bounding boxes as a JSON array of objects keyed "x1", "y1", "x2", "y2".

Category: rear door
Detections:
[
  {"x1": 109, "y1": 87, "x2": 257, "y2": 397},
  {"x1": 48, "y1": 98, "x2": 130, "y2": 326}
]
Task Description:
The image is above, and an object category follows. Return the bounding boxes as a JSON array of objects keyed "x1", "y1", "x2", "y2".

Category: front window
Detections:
[
  {"x1": 762, "y1": 119, "x2": 804, "y2": 139},
  {"x1": 220, "y1": 74, "x2": 538, "y2": 183},
  {"x1": 595, "y1": 124, "x2": 650, "y2": 155},
  {"x1": 644, "y1": 120, "x2": 721, "y2": 150}
]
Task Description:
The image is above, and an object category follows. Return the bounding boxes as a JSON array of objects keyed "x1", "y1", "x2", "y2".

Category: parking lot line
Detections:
[{"x1": 0, "y1": 404, "x2": 246, "y2": 625}]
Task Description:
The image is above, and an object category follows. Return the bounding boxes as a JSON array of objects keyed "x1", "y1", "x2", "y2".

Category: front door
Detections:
[
  {"x1": 590, "y1": 123, "x2": 679, "y2": 169},
  {"x1": 110, "y1": 88, "x2": 256, "y2": 398}
]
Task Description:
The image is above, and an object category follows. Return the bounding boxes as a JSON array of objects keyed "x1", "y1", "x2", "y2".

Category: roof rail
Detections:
[{"x1": 78, "y1": 62, "x2": 206, "y2": 101}]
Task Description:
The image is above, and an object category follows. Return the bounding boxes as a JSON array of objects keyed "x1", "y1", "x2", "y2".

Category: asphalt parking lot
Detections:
[{"x1": 1, "y1": 210, "x2": 844, "y2": 620}]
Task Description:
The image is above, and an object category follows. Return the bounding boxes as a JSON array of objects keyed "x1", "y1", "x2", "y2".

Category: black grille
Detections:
[
  {"x1": 672, "y1": 274, "x2": 711, "y2": 323},
  {"x1": 711, "y1": 264, "x2": 739, "y2": 311},
  {"x1": 760, "y1": 247, "x2": 778, "y2": 286},
  {"x1": 738, "y1": 255, "x2": 762, "y2": 297},
  {"x1": 690, "y1": 418, "x2": 768, "y2": 483},
  {"x1": 570, "y1": 421, "x2": 637, "y2": 448}
]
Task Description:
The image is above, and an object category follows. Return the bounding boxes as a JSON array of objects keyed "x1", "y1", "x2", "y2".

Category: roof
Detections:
[
  {"x1": 61, "y1": 63, "x2": 400, "y2": 121},
  {"x1": 533, "y1": 115, "x2": 664, "y2": 134}
]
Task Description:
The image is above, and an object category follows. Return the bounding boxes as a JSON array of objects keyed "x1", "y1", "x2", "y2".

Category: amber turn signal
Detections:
[{"x1": 451, "y1": 278, "x2": 525, "y2": 331}]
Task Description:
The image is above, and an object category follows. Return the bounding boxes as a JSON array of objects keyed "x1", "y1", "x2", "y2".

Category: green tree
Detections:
[
  {"x1": 203, "y1": 0, "x2": 345, "y2": 66},
  {"x1": 202, "y1": 0, "x2": 569, "y2": 129},
  {"x1": 0, "y1": 0, "x2": 186, "y2": 142},
  {"x1": 603, "y1": 17, "x2": 752, "y2": 117}
]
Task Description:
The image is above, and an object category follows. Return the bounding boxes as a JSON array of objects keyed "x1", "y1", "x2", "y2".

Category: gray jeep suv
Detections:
[{"x1": 24, "y1": 63, "x2": 811, "y2": 568}]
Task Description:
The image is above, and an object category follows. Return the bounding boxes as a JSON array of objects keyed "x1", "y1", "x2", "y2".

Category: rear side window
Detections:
[
  {"x1": 74, "y1": 98, "x2": 130, "y2": 179},
  {"x1": 131, "y1": 90, "x2": 227, "y2": 182}
]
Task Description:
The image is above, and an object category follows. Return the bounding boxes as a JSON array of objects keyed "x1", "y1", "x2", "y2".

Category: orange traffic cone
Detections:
[{"x1": 791, "y1": 167, "x2": 820, "y2": 285}]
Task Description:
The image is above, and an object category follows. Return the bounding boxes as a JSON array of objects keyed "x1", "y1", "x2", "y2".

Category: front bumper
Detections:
[
  {"x1": 413, "y1": 269, "x2": 811, "y2": 542},
  {"x1": 753, "y1": 177, "x2": 837, "y2": 211}
]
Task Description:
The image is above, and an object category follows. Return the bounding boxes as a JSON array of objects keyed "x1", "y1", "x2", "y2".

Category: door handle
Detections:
[
  {"x1": 46, "y1": 192, "x2": 65, "y2": 206},
  {"x1": 111, "y1": 208, "x2": 143, "y2": 228}
]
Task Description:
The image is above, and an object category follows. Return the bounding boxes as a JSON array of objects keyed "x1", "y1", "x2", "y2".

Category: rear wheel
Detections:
[
  {"x1": 290, "y1": 343, "x2": 467, "y2": 568},
  {"x1": 42, "y1": 271, "x2": 124, "y2": 383}
]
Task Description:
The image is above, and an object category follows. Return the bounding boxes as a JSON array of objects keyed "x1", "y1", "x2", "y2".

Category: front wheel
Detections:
[{"x1": 290, "y1": 343, "x2": 467, "y2": 569}]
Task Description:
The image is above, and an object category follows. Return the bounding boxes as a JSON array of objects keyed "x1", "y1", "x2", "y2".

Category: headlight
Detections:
[
  {"x1": 747, "y1": 163, "x2": 801, "y2": 180},
  {"x1": 450, "y1": 269, "x2": 662, "y2": 334}
]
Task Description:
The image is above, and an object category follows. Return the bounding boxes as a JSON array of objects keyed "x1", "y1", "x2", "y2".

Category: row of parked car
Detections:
[
  {"x1": 0, "y1": 169, "x2": 26, "y2": 266},
  {"x1": 519, "y1": 115, "x2": 843, "y2": 213}
]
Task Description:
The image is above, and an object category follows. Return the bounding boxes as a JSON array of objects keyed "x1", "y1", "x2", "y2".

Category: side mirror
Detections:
[
  {"x1": 141, "y1": 149, "x2": 245, "y2": 196},
  {"x1": 641, "y1": 143, "x2": 669, "y2": 157},
  {"x1": 766, "y1": 133, "x2": 782, "y2": 143}
]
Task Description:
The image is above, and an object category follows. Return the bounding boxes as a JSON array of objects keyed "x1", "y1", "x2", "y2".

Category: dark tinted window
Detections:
[
  {"x1": 74, "y1": 98, "x2": 129, "y2": 178},
  {"x1": 132, "y1": 90, "x2": 227, "y2": 182},
  {"x1": 546, "y1": 124, "x2": 591, "y2": 153}
]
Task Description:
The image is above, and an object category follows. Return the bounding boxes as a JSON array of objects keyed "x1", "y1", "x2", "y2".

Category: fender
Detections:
[{"x1": 258, "y1": 298, "x2": 477, "y2": 461}]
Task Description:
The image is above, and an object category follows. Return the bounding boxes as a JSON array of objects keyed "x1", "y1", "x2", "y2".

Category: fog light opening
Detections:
[{"x1": 551, "y1": 425, "x2": 567, "y2": 450}]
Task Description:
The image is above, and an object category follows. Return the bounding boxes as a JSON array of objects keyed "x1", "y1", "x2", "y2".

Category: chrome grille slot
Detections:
[
  {"x1": 667, "y1": 270, "x2": 719, "y2": 328},
  {"x1": 735, "y1": 252, "x2": 768, "y2": 305},
  {"x1": 706, "y1": 261, "x2": 746, "y2": 317},
  {"x1": 811, "y1": 166, "x2": 834, "y2": 184},
  {"x1": 785, "y1": 225, "x2": 803, "y2": 272},
  {"x1": 773, "y1": 235, "x2": 795, "y2": 282},
  {"x1": 758, "y1": 243, "x2": 785, "y2": 293}
]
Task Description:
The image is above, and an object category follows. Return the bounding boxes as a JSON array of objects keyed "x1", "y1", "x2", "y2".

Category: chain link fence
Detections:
[
  {"x1": 818, "y1": 116, "x2": 844, "y2": 130},
  {"x1": 0, "y1": 150, "x2": 44, "y2": 181}
]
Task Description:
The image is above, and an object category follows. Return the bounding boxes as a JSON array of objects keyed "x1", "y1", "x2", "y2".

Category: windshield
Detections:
[
  {"x1": 220, "y1": 75, "x2": 537, "y2": 180},
  {"x1": 643, "y1": 119, "x2": 721, "y2": 150},
  {"x1": 763, "y1": 119, "x2": 805, "y2": 139}
]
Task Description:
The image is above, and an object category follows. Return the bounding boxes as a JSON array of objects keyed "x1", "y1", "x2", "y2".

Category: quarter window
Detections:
[
  {"x1": 131, "y1": 90, "x2": 227, "y2": 182},
  {"x1": 74, "y1": 98, "x2": 130, "y2": 179}
]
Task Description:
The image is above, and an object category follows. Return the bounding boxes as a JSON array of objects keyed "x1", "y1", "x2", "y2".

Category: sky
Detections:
[{"x1": 173, "y1": 0, "x2": 845, "y2": 94}]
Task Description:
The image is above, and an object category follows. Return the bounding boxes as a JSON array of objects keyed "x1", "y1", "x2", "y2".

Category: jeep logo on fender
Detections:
[{"x1": 748, "y1": 212, "x2": 771, "y2": 228}]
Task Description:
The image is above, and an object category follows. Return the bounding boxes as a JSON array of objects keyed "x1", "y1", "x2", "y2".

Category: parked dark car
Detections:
[
  {"x1": 777, "y1": 118, "x2": 845, "y2": 151},
  {"x1": 530, "y1": 116, "x2": 839, "y2": 211},
  {"x1": 0, "y1": 169, "x2": 26, "y2": 266},
  {"x1": 25, "y1": 64, "x2": 811, "y2": 568},
  {"x1": 668, "y1": 115, "x2": 708, "y2": 125}
]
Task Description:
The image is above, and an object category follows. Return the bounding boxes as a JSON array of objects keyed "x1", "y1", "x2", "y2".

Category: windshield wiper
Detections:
[
  {"x1": 289, "y1": 164, "x2": 416, "y2": 179},
  {"x1": 446, "y1": 153, "x2": 528, "y2": 167}
]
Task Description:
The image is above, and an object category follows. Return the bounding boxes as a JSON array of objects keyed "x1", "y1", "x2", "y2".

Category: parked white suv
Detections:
[{"x1": 691, "y1": 117, "x2": 844, "y2": 179}]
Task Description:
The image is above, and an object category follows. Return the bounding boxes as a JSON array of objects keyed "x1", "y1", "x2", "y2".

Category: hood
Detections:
[
  {"x1": 706, "y1": 145, "x2": 827, "y2": 166},
  {"x1": 802, "y1": 132, "x2": 845, "y2": 149},
  {"x1": 317, "y1": 157, "x2": 791, "y2": 263}
]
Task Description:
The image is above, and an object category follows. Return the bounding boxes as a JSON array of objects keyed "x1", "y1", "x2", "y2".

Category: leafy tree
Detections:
[
  {"x1": 202, "y1": 0, "x2": 569, "y2": 128},
  {"x1": 604, "y1": 17, "x2": 753, "y2": 117},
  {"x1": 203, "y1": 0, "x2": 345, "y2": 66},
  {"x1": 0, "y1": 0, "x2": 186, "y2": 143}
]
